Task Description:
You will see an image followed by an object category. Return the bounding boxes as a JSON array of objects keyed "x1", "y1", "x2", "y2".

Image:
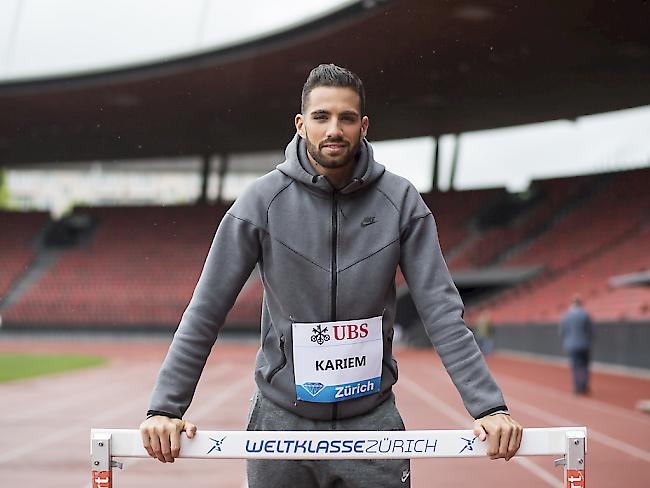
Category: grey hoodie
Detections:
[{"x1": 148, "y1": 133, "x2": 506, "y2": 421}]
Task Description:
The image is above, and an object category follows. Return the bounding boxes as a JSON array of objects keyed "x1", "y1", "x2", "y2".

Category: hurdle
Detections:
[{"x1": 90, "y1": 426, "x2": 586, "y2": 487}]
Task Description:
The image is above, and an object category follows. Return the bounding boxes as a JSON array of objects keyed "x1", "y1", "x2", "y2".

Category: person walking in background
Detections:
[
  {"x1": 476, "y1": 310, "x2": 495, "y2": 357},
  {"x1": 560, "y1": 295, "x2": 594, "y2": 395}
]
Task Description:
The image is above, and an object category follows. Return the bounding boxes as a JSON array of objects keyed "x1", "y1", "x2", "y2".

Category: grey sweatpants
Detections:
[{"x1": 246, "y1": 391, "x2": 411, "y2": 488}]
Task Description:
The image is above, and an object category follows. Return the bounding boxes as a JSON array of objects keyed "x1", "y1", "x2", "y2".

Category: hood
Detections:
[{"x1": 276, "y1": 132, "x2": 385, "y2": 195}]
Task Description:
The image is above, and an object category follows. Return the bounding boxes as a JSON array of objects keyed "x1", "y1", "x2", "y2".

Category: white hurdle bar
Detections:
[{"x1": 90, "y1": 427, "x2": 586, "y2": 487}]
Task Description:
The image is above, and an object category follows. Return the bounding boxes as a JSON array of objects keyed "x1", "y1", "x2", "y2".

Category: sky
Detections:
[{"x1": 1, "y1": 0, "x2": 649, "y2": 193}]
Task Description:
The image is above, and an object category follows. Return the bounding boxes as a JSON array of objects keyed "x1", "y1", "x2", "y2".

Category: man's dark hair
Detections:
[{"x1": 301, "y1": 64, "x2": 365, "y2": 114}]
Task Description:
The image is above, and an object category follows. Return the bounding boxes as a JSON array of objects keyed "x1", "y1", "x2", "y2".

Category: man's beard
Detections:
[{"x1": 305, "y1": 129, "x2": 361, "y2": 170}]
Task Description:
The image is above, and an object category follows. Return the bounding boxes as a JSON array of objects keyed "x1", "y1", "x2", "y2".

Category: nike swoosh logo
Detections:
[
  {"x1": 361, "y1": 217, "x2": 377, "y2": 227},
  {"x1": 401, "y1": 470, "x2": 410, "y2": 483}
]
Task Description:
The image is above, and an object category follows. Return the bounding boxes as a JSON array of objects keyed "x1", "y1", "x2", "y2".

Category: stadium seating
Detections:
[
  {"x1": 448, "y1": 174, "x2": 599, "y2": 269},
  {"x1": 4, "y1": 204, "x2": 232, "y2": 328},
  {"x1": 0, "y1": 210, "x2": 49, "y2": 303},
  {"x1": 500, "y1": 170, "x2": 649, "y2": 272},
  {"x1": 475, "y1": 222, "x2": 650, "y2": 323},
  {"x1": 466, "y1": 167, "x2": 650, "y2": 323},
  {"x1": 4, "y1": 187, "x2": 499, "y2": 328},
  {"x1": 422, "y1": 188, "x2": 504, "y2": 253},
  {"x1": 2, "y1": 166, "x2": 649, "y2": 329}
]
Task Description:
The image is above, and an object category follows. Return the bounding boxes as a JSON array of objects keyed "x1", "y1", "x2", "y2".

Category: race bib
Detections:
[{"x1": 292, "y1": 315, "x2": 383, "y2": 403}]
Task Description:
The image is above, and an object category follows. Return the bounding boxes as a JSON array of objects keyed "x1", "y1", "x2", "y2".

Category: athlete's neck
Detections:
[{"x1": 306, "y1": 153, "x2": 356, "y2": 190}]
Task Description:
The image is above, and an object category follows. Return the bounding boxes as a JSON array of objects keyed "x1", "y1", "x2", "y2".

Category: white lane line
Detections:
[
  {"x1": 8, "y1": 363, "x2": 159, "y2": 422},
  {"x1": 0, "y1": 364, "x2": 235, "y2": 464},
  {"x1": 506, "y1": 396, "x2": 650, "y2": 464},
  {"x1": 511, "y1": 457, "x2": 564, "y2": 487},
  {"x1": 426, "y1": 362, "x2": 650, "y2": 464},
  {"x1": 494, "y1": 368, "x2": 650, "y2": 426},
  {"x1": 503, "y1": 373, "x2": 650, "y2": 424},
  {"x1": 0, "y1": 387, "x2": 154, "y2": 465},
  {"x1": 498, "y1": 374, "x2": 650, "y2": 425},
  {"x1": 399, "y1": 376, "x2": 562, "y2": 488},
  {"x1": 0, "y1": 360, "x2": 132, "y2": 411},
  {"x1": 80, "y1": 369, "x2": 253, "y2": 488}
]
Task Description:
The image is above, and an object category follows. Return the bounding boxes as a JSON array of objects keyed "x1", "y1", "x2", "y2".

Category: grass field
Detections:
[{"x1": 0, "y1": 352, "x2": 107, "y2": 383}]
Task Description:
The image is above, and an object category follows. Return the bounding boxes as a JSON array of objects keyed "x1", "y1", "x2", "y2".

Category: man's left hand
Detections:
[{"x1": 473, "y1": 414, "x2": 523, "y2": 461}]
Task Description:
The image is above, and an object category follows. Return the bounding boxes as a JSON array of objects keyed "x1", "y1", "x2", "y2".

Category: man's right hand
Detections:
[{"x1": 139, "y1": 416, "x2": 197, "y2": 463}]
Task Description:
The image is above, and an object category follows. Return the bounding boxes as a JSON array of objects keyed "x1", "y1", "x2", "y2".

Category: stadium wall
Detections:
[
  {"x1": 493, "y1": 322, "x2": 650, "y2": 370},
  {"x1": 398, "y1": 292, "x2": 650, "y2": 371}
]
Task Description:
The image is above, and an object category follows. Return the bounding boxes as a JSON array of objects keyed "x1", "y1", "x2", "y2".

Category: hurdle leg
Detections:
[
  {"x1": 91, "y1": 432, "x2": 114, "y2": 488},
  {"x1": 558, "y1": 430, "x2": 586, "y2": 487}
]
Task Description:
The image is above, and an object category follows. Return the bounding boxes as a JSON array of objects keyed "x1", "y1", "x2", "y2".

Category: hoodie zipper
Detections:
[
  {"x1": 331, "y1": 191, "x2": 338, "y2": 422},
  {"x1": 331, "y1": 192, "x2": 338, "y2": 322}
]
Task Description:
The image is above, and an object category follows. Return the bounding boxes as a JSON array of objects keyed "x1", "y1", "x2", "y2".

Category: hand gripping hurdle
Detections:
[{"x1": 90, "y1": 427, "x2": 586, "y2": 487}]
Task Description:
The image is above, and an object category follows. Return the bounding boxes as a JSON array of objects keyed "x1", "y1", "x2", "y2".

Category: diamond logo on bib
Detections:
[
  {"x1": 292, "y1": 316, "x2": 383, "y2": 403},
  {"x1": 302, "y1": 382, "x2": 326, "y2": 396}
]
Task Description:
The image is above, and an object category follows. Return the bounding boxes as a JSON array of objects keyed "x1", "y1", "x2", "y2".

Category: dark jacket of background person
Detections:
[{"x1": 559, "y1": 304, "x2": 593, "y2": 352}]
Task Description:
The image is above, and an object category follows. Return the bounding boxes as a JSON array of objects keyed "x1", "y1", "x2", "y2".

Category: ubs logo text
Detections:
[{"x1": 333, "y1": 323, "x2": 369, "y2": 340}]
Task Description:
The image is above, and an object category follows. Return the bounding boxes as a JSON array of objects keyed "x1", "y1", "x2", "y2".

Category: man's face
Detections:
[{"x1": 295, "y1": 86, "x2": 369, "y2": 170}]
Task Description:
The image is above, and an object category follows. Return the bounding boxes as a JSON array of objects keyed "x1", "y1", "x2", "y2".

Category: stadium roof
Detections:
[{"x1": 1, "y1": 0, "x2": 649, "y2": 166}]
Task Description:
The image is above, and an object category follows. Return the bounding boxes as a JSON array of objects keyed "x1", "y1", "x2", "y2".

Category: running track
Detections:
[{"x1": 1, "y1": 339, "x2": 649, "y2": 487}]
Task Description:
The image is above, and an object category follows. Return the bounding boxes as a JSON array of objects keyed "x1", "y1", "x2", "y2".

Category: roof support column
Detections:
[
  {"x1": 431, "y1": 136, "x2": 440, "y2": 192},
  {"x1": 198, "y1": 152, "x2": 211, "y2": 204},
  {"x1": 216, "y1": 152, "x2": 229, "y2": 205},
  {"x1": 449, "y1": 133, "x2": 461, "y2": 191}
]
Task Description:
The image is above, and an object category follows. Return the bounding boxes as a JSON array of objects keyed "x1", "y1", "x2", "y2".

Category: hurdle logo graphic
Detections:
[
  {"x1": 207, "y1": 436, "x2": 227, "y2": 454},
  {"x1": 459, "y1": 436, "x2": 477, "y2": 454}
]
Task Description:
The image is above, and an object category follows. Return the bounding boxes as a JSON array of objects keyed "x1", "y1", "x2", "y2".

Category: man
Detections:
[
  {"x1": 560, "y1": 295, "x2": 594, "y2": 395},
  {"x1": 140, "y1": 64, "x2": 522, "y2": 487},
  {"x1": 476, "y1": 310, "x2": 495, "y2": 357}
]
